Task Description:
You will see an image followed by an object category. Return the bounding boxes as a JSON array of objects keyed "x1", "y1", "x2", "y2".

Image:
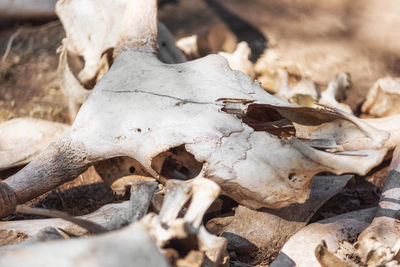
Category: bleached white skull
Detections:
[{"x1": 0, "y1": 0, "x2": 390, "y2": 218}]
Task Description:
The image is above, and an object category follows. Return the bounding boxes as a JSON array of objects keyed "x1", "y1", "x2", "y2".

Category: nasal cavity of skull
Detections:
[
  {"x1": 242, "y1": 104, "x2": 296, "y2": 138},
  {"x1": 151, "y1": 145, "x2": 203, "y2": 181}
]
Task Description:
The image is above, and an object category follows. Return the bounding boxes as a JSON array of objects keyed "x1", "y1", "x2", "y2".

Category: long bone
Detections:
[{"x1": 0, "y1": 0, "x2": 391, "y2": 218}]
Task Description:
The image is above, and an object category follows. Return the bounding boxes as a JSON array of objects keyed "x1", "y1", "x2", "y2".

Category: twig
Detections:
[
  {"x1": 1, "y1": 27, "x2": 23, "y2": 63},
  {"x1": 15, "y1": 205, "x2": 107, "y2": 234}
]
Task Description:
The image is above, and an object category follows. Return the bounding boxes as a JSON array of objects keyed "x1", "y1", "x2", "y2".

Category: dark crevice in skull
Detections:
[
  {"x1": 164, "y1": 234, "x2": 200, "y2": 257},
  {"x1": 67, "y1": 53, "x2": 84, "y2": 79},
  {"x1": 94, "y1": 156, "x2": 151, "y2": 185},
  {"x1": 242, "y1": 105, "x2": 296, "y2": 138},
  {"x1": 163, "y1": 234, "x2": 213, "y2": 266},
  {"x1": 67, "y1": 47, "x2": 114, "y2": 90},
  {"x1": 203, "y1": 195, "x2": 238, "y2": 224},
  {"x1": 151, "y1": 145, "x2": 203, "y2": 181},
  {"x1": 129, "y1": 166, "x2": 136, "y2": 173}
]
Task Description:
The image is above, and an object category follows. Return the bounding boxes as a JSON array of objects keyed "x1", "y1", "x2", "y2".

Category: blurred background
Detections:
[{"x1": 1, "y1": 0, "x2": 400, "y2": 123}]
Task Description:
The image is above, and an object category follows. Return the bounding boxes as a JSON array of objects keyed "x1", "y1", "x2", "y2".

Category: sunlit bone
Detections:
[
  {"x1": 362, "y1": 77, "x2": 400, "y2": 117},
  {"x1": 0, "y1": 179, "x2": 228, "y2": 267},
  {"x1": 271, "y1": 208, "x2": 376, "y2": 267},
  {"x1": 0, "y1": 118, "x2": 68, "y2": 171},
  {"x1": 0, "y1": 0, "x2": 391, "y2": 218},
  {"x1": 56, "y1": 0, "x2": 185, "y2": 119},
  {"x1": 357, "y1": 146, "x2": 400, "y2": 265}
]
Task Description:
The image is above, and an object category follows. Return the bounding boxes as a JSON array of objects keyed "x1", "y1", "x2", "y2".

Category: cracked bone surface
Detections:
[
  {"x1": 271, "y1": 208, "x2": 376, "y2": 267},
  {"x1": 319, "y1": 73, "x2": 352, "y2": 114},
  {"x1": 0, "y1": 0, "x2": 391, "y2": 218},
  {"x1": 275, "y1": 70, "x2": 353, "y2": 113},
  {"x1": 206, "y1": 175, "x2": 352, "y2": 258},
  {"x1": 218, "y1": 41, "x2": 255, "y2": 79},
  {"x1": 0, "y1": 180, "x2": 171, "y2": 267}
]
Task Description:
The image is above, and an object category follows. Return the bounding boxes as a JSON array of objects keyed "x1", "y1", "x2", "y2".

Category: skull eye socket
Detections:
[{"x1": 151, "y1": 145, "x2": 203, "y2": 181}]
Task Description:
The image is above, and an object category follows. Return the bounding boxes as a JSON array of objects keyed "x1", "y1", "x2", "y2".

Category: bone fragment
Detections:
[
  {"x1": 357, "y1": 146, "x2": 400, "y2": 265},
  {"x1": 270, "y1": 208, "x2": 376, "y2": 267},
  {"x1": 0, "y1": 118, "x2": 69, "y2": 171},
  {"x1": 57, "y1": 0, "x2": 185, "y2": 119},
  {"x1": 0, "y1": 180, "x2": 157, "y2": 248},
  {"x1": 362, "y1": 114, "x2": 400, "y2": 150},
  {"x1": 362, "y1": 77, "x2": 400, "y2": 117},
  {"x1": 0, "y1": 222, "x2": 170, "y2": 267},
  {"x1": 206, "y1": 175, "x2": 352, "y2": 258},
  {"x1": 219, "y1": 42, "x2": 255, "y2": 79},
  {"x1": 0, "y1": 0, "x2": 391, "y2": 218},
  {"x1": 255, "y1": 49, "x2": 307, "y2": 94},
  {"x1": 0, "y1": 179, "x2": 226, "y2": 267},
  {"x1": 144, "y1": 178, "x2": 228, "y2": 266}
]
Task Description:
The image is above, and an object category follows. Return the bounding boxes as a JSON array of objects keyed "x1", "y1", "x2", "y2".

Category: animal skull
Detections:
[
  {"x1": 0, "y1": 0, "x2": 391, "y2": 218},
  {"x1": 0, "y1": 179, "x2": 228, "y2": 267}
]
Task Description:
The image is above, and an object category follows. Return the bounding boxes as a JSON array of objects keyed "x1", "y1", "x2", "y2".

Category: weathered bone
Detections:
[
  {"x1": 363, "y1": 114, "x2": 400, "y2": 150},
  {"x1": 56, "y1": 0, "x2": 185, "y2": 119},
  {"x1": 275, "y1": 70, "x2": 353, "y2": 113},
  {"x1": 0, "y1": 222, "x2": 170, "y2": 267},
  {"x1": 319, "y1": 73, "x2": 352, "y2": 114},
  {"x1": 254, "y1": 49, "x2": 306, "y2": 94},
  {"x1": 314, "y1": 241, "x2": 354, "y2": 267},
  {"x1": 362, "y1": 77, "x2": 400, "y2": 117},
  {"x1": 357, "y1": 146, "x2": 400, "y2": 264},
  {"x1": 0, "y1": 0, "x2": 391, "y2": 218},
  {"x1": 271, "y1": 208, "x2": 376, "y2": 267},
  {"x1": 0, "y1": 179, "x2": 227, "y2": 267},
  {"x1": 0, "y1": 118, "x2": 69, "y2": 171},
  {"x1": 0, "y1": 180, "x2": 158, "y2": 248},
  {"x1": 275, "y1": 68, "x2": 319, "y2": 106},
  {"x1": 206, "y1": 175, "x2": 352, "y2": 259},
  {"x1": 218, "y1": 42, "x2": 255, "y2": 79}
]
